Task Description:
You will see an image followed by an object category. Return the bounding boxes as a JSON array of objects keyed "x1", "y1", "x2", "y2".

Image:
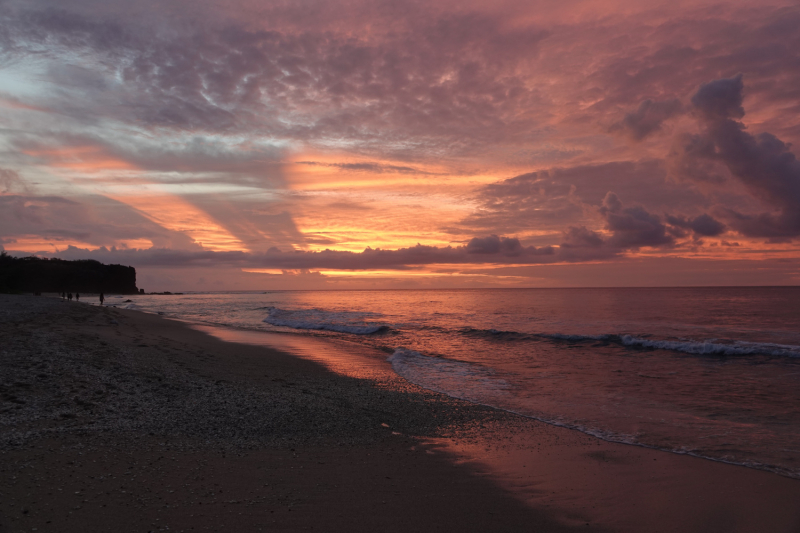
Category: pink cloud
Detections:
[{"x1": 1, "y1": 0, "x2": 799, "y2": 285}]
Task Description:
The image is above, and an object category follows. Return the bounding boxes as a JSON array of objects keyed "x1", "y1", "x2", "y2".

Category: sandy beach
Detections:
[{"x1": 2, "y1": 294, "x2": 800, "y2": 533}]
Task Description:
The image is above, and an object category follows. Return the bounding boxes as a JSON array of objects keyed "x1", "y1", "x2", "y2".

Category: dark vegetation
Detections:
[{"x1": 0, "y1": 252, "x2": 139, "y2": 294}]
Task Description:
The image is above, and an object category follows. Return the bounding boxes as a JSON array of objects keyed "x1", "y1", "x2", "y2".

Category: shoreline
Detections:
[
  {"x1": 129, "y1": 303, "x2": 800, "y2": 482},
  {"x1": 2, "y1": 294, "x2": 800, "y2": 532},
  {"x1": 197, "y1": 320, "x2": 800, "y2": 481}
]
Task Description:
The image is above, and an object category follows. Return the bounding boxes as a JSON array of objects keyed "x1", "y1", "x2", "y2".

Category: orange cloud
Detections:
[
  {"x1": 7, "y1": 235, "x2": 100, "y2": 253},
  {"x1": 112, "y1": 193, "x2": 250, "y2": 252}
]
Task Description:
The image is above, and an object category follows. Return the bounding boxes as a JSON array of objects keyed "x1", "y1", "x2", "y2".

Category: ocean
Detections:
[{"x1": 116, "y1": 287, "x2": 800, "y2": 478}]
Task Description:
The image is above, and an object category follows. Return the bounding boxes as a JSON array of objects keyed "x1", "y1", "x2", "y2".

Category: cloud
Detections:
[
  {"x1": 599, "y1": 192, "x2": 675, "y2": 249},
  {"x1": 14, "y1": 236, "x2": 561, "y2": 270},
  {"x1": 464, "y1": 235, "x2": 524, "y2": 254},
  {"x1": 297, "y1": 161, "x2": 436, "y2": 175},
  {"x1": 0, "y1": 193, "x2": 200, "y2": 249},
  {"x1": 464, "y1": 160, "x2": 713, "y2": 239},
  {"x1": 0, "y1": 168, "x2": 29, "y2": 195},
  {"x1": 680, "y1": 75, "x2": 800, "y2": 239},
  {"x1": 557, "y1": 226, "x2": 617, "y2": 262},
  {"x1": 557, "y1": 194, "x2": 725, "y2": 255},
  {"x1": 324, "y1": 201, "x2": 375, "y2": 211},
  {"x1": 691, "y1": 75, "x2": 745, "y2": 121},
  {"x1": 13, "y1": 216, "x2": 711, "y2": 270},
  {"x1": 3, "y1": 1, "x2": 799, "y2": 168},
  {"x1": 611, "y1": 98, "x2": 683, "y2": 140},
  {"x1": 2, "y1": 0, "x2": 800, "y2": 282},
  {"x1": 14, "y1": 133, "x2": 286, "y2": 184},
  {"x1": 665, "y1": 213, "x2": 726, "y2": 237},
  {"x1": 561, "y1": 226, "x2": 605, "y2": 248},
  {"x1": 668, "y1": 132, "x2": 730, "y2": 184},
  {"x1": 0, "y1": 1, "x2": 552, "y2": 158},
  {"x1": 4, "y1": 1, "x2": 800, "y2": 168}
]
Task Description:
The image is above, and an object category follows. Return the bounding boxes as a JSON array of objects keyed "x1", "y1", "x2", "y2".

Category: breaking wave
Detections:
[
  {"x1": 386, "y1": 346, "x2": 799, "y2": 479},
  {"x1": 262, "y1": 306, "x2": 390, "y2": 335},
  {"x1": 619, "y1": 335, "x2": 800, "y2": 357},
  {"x1": 387, "y1": 348, "x2": 510, "y2": 401},
  {"x1": 459, "y1": 327, "x2": 800, "y2": 357}
]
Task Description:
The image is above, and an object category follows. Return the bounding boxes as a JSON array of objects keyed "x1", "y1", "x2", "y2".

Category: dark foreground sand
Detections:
[{"x1": 1, "y1": 294, "x2": 799, "y2": 533}]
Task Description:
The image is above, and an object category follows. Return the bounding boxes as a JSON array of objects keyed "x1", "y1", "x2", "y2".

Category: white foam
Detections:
[
  {"x1": 387, "y1": 349, "x2": 800, "y2": 480},
  {"x1": 263, "y1": 307, "x2": 388, "y2": 335},
  {"x1": 387, "y1": 349, "x2": 648, "y2": 452},
  {"x1": 461, "y1": 327, "x2": 610, "y2": 342},
  {"x1": 265, "y1": 317, "x2": 385, "y2": 334},
  {"x1": 620, "y1": 335, "x2": 800, "y2": 357},
  {"x1": 532, "y1": 330, "x2": 800, "y2": 357},
  {"x1": 387, "y1": 348, "x2": 510, "y2": 401},
  {"x1": 541, "y1": 333, "x2": 610, "y2": 341}
]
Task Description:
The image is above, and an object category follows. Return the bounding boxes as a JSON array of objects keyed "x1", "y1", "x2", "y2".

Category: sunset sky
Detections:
[{"x1": 2, "y1": 0, "x2": 799, "y2": 290}]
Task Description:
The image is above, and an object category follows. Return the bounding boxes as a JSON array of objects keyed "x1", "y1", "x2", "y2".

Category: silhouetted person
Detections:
[
  {"x1": 76, "y1": 293, "x2": 80, "y2": 302},
  {"x1": 99, "y1": 293, "x2": 104, "y2": 306},
  {"x1": 68, "y1": 292, "x2": 72, "y2": 301},
  {"x1": 61, "y1": 292, "x2": 65, "y2": 299}
]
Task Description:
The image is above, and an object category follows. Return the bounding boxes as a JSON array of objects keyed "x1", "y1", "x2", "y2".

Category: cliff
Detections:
[{"x1": 0, "y1": 253, "x2": 139, "y2": 294}]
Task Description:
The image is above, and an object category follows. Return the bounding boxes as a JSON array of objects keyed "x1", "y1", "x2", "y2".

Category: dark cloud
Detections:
[
  {"x1": 599, "y1": 192, "x2": 675, "y2": 249},
  {"x1": 40, "y1": 228, "x2": 92, "y2": 240},
  {"x1": 297, "y1": 161, "x2": 434, "y2": 174},
  {"x1": 668, "y1": 132, "x2": 731, "y2": 184},
  {"x1": 324, "y1": 201, "x2": 374, "y2": 211},
  {"x1": 558, "y1": 194, "x2": 724, "y2": 256},
  {"x1": 557, "y1": 226, "x2": 617, "y2": 262},
  {"x1": 18, "y1": 237, "x2": 561, "y2": 270},
  {"x1": 465, "y1": 161, "x2": 713, "y2": 238},
  {"x1": 464, "y1": 235, "x2": 523, "y2": 255},
  {"x1": 691, "y1": 75, "x2": 745, "y2": 121},
  {"x1": 665, "y1": 213, "x2": 726, "y2": 237},
  {"x1": 611, "y1": 98, "x2": 683, "y2": 140},
  {"x1": 561, "y1": 226, "x2": 605, "y2": 248},
  {"x1": 578, "y1": 8, "x2": 800, "y2": 135},
  {"x1": 680, "y1": 75, "x2": 800, "y2": 239},
  {"x1": 464, "y1": 164, "x2": 600, "y2": 234}
]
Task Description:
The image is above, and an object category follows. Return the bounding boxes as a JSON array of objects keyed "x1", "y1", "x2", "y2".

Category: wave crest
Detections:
[
  {"x1": 459, "y1": 327, "x2": 799, "y2": 357},
  {"x1": 620, "y1": 335, "x2": 800, "y2": 357},
  {"x1": 388, "y1": 348, "x2": 510, "y2": 399},
  {"x1": 263, "y1": 306, "x2": 390, "y2": 335}
]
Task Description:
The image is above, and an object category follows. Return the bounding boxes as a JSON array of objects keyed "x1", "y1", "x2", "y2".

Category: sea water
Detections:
[{"x1": 120, "y1": 287, "x2": 800, "y2": 478}]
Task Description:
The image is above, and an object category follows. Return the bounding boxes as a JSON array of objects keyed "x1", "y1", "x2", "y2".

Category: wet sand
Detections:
[{"x1": 1, "y1": 294, "x2": 799, "y2": 532}]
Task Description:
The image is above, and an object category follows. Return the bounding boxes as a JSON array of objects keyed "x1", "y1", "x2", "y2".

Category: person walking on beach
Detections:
[
  {"x1": 99, "y1": 292, "x2": 104, "y2": 306},
  {"x1": 68, "y1": 292, "x2": 73, "y2": 301},
  {"x1": 76, "y1": 293, "x2": 80, "y2": 302}
]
